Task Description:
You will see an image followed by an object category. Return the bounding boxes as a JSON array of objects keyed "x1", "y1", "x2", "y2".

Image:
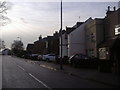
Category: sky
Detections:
[{"x1": 0, "y1": 0, "x2": 119, "y2": 49}]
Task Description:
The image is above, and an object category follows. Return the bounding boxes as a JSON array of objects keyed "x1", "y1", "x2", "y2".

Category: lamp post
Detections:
[{"x1": 60, "y1": 0, "x2": 63, "y2": 70}]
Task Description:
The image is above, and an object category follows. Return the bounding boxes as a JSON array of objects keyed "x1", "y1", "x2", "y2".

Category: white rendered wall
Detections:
[
  {"x1": 59, "y1": 33, "x2": 68, "y2": 58},
  {"x1": 68, "y1": 18, "x2": 93, "y2": 57}
]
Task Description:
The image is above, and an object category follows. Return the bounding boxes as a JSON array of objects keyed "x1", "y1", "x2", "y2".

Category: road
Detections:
[{"x1": 2, "y1": 55, "x2": 112, "y2": 89}]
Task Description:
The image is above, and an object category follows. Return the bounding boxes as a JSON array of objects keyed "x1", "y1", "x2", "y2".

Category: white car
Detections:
[
  {"x1": 42, "y1": 54, "x2": 56, "y2": 61},
  {"x1": 38, "y1": 55, "x2": 43, "y2": 60}
]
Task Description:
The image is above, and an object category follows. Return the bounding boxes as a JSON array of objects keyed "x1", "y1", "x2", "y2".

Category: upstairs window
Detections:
[{"x1": 115, "y1": 25, "x2": 120, "y2": 35}]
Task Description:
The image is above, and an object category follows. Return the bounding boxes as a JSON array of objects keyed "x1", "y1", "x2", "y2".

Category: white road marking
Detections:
[
  {"x1": 17, "y1": 65, "x2": 25, "y2": 71},
  {"x1": 28, "y1": 73, "x2": 52, "y2": 90}
]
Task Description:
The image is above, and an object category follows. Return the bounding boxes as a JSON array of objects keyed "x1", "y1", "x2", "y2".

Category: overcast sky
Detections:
[{"x1": 0, "y1": 0, "x2": 119, "y2": 49}]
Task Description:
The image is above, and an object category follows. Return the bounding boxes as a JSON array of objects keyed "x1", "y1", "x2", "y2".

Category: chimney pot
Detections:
[
  {"x1": 39, "y1": 35, "x2": 42, "y2": 40},
  {"x1": 108, "y1": 6, "x2": 110, "y2": 11},
  {"x1": 113, "y1": 6, "x2": 116, "y2": 11}
]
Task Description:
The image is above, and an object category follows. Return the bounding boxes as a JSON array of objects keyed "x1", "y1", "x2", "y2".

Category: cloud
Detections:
[
  {"x1": 8, "y1": 0, "x2": 120, "y2": 2},
  {"x1": 2, "y1": 1, "x2": 118, "y2": 48}
]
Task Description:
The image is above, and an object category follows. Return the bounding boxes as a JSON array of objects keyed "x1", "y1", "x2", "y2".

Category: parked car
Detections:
[
  {"x1": 42, "y1": 54, "x2": 56, "y2": 62},
  {"x1": 62, "y1": 56, "x2": 69, "y2": 64},
  {"x1": 22, "y1": 54, "x2": 31, "y2": 59},
  {"x1": 69, "y1": 53, "x2": 90, "y2": 67},
  {"x1": 30, "y1": 54, "x2": 39, "y2": 60},
  {"x1": 38, "y1": 55, "x2": 43, "y2": 60}
]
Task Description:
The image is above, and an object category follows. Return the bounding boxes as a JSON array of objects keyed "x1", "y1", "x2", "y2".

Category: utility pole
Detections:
[
  {"x1": 60, "y1": 0, "x2": 63, "y2": 70},
  {"x1": 79, "y1": 16, "x2": 80, "y2": 22}
]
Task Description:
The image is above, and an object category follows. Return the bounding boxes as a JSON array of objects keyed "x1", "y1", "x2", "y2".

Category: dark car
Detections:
[
  {"x1": 69, "y1": 53, "x2": 91, "y2": 67},
  {"x1": 30, "y1": 54, "x2": 39, "y2": 60},
  {"x1": 22, "y1": 54, "x2": 31, "y2": 59}
]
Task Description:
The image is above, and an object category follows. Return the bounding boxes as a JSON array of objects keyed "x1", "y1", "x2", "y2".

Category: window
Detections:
[
  {"x1": 89, "y1": 49, "x2": 95, "y2": 57},
  {"x1": 65, "y1": 33, "x2": 68, "y2": 39},
  {"x1": 115, "y1": 25, "x2": 120, "y2": 35},
  {"x1": 86, "y1": 34, "x2": 90, "y2": 40},
  {"x1": 91, "y1": 33, "x2": 96, "y2": 42},
  {"x1": 98, "y1": 48, "x2": 109, "y2": 59}
]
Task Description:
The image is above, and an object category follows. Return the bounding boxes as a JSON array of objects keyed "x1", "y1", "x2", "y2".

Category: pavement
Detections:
[{"x1": 22, "y1": 59, "x2": 120, "y2": 88}]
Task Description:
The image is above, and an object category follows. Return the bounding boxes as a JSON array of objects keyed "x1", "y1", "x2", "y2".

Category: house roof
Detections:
[
  {"x1": 65, "y1": 22, "x2": 84, "y2": 35},
  {"x1": 26, "y1": 44, "x2": 34, "y2": 49},
  {"x1": 34, "y1": 35, "x2": 59, "y2": 43},
  {"x1": 66, "y1": 27, "x2": 75, "y2": 34},
  {"x1": 105, "y1": 8, "x2": 120, "y2": 18},
  {"x1": 72, "y1": 22, "x2": 84, "y2": 29},
  {"x1": 34, "y1": 38, "x2": 47, "y2": 43}
]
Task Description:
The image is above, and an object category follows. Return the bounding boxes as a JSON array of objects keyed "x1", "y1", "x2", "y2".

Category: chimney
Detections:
[
  {"x1": 39, "y1": 35, "x2": 42, "y2": 40},
  {"x1": 53, "y1": 31, "x2": 58, "y2": 36},
  {"x1": 113, "y1": 6, "x2": 116, "y2": 11},
  {"x1": 106, "y1": 6, "x2": 114, "y2": 16},
  {"x1": 108, "y1": 6, "x2": 110, "y2": 11}
]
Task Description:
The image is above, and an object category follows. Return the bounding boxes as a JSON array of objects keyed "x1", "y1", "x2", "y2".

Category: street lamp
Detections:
[{"x1": 60, "y1": 0, "x2": 63, "y2": 70}]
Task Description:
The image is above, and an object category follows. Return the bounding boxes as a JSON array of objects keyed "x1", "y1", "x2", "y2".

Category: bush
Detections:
[
  {"x1": 73, "y1": 59, "x2": 98, "y2": 68},
  {"x1": 98, "y1": 60, "x2": 113, "y2": 72},
  {"x1": 55, "y1": 56, "x2": 69, "y2": 64},
  {"x1": 62, "y1": 56, "x2": 69, "y2": 64}
]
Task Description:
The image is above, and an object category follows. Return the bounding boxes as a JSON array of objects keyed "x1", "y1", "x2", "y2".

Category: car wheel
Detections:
[
  {"x1": 46, "y1": 58, "x2": 49, "y2": 62},
  {"x1": 72, "y1": 62, "x2": 76, "y2": 67}
]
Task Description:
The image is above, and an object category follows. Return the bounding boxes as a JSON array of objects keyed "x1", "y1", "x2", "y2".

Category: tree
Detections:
[
  {"x1": 0, "y1": 39, "x2": 5, "y2": 50},
  {"x1": 11, "y1": 40, "x2": 24, "y2": 56},
  {"x1": 0, "y1": 0, "x2": 12, "y2": 26}
]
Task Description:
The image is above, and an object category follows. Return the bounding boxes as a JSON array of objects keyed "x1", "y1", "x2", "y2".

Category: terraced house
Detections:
[{"x1": 98, "y1": 7, "x2": 120, "y2": 73}]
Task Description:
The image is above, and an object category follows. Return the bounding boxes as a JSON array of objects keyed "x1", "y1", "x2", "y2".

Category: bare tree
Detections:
[
  {"x1": 0, "y1": 1, "x2": 8, "y2": 13},
  {"x1": 0, "y1": 0, "x2": 12, "y2": 26},
  {"x1": 0, "y1": 39, "x2": 5, "y2": 50}
]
